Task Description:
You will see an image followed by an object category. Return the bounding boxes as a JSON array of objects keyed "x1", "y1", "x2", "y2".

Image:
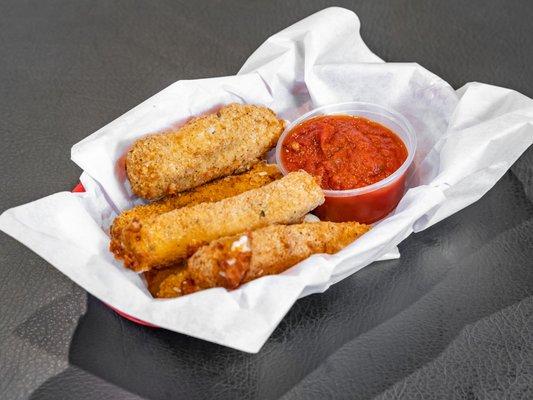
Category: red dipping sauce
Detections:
[
  {"x1": 281, "y1": 115, "x2": 408, "y2": 191},
  {"x1": 276, "y1": 107, "x2": 415, "y2": 224}
]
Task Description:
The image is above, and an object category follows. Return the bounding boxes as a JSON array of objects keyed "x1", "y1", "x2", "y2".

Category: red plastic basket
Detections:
[{"x1": 72, "y1": 183, "x2": 158, "y2": 328}]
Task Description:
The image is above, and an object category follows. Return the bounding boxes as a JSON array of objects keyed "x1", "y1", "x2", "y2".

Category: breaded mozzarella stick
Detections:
[
  {"x1": 118, "y1": 171, "x2": 324, "y2": 272},
  {"x1": 187, "y1": 221, "x2": 370, "y2": 291},
  {"x1": 145, "y1": 221, "x2": 370, "y2": 298},
  {"x1": 126, "y1": 103, "x2": 285, "y2": 199},
  {"x1": 143, "y1": 263, "x2": 189, "y2": 298},
  {"x1": 110, "y1": 163, "x2": 281, "y2": 257}
]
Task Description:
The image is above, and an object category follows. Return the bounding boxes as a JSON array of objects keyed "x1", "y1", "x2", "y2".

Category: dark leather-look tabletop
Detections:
[{"x1": 1, "y1": 1, "x2": 532, "y2": 399}]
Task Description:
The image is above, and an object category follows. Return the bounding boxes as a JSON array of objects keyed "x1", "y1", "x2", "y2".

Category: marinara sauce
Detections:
[
  {"x1": 281, "y1": 115, "x2": 407, "y2": 190},
  {"x1": 280, "y1": 115, "x2": 409, "y2": 223}
]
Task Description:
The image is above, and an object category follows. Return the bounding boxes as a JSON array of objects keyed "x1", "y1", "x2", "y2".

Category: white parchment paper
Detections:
[{"x1": 1, "y1": 7, "x2": 532, "y2": 352}]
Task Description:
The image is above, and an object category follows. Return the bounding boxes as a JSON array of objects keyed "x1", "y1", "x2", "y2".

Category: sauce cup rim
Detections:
[{"x1": 274, "y1": 101, "x2": 417, "y2": 197}]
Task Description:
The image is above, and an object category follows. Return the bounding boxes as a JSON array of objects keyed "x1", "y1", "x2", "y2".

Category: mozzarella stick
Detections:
[
  {"x1": 146, "y1": 221, "x2": 370, "y2": 298},
  {"x1": 187, "y1": 221, "x2": 370, "y2": 292},
  {"x1": 110, "y1": 163, "x2": 281, "y2": 257},
  {"x1": 126, "y1": 103, "x2": 285, "y2": 200},
  {"x1": 118, "y1": 171, "x2": 324, "y2": 272},
  {"x1": 143, "y1": 263, "x2": 190, "y2": 298}
]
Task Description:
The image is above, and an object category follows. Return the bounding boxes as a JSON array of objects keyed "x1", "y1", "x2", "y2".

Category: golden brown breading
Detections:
[
  {"x1": 187, "y1": 221, "x2": 370, "y2": 292},
  {"x1": 117, "y1": 171, "x2": 324, "y2": 272},
  {"x1": 146, "y1": 221, "x2": 370, "y2": 298},
  {"x1": 126, "y1": 103, "x2": 285, "y2": 200},
  {"x1": 110, "y1": 163, "x2": 281, "y2": 257},
  {"x1": 143, "y1": 263, "x2": 190, "y2": 298}
]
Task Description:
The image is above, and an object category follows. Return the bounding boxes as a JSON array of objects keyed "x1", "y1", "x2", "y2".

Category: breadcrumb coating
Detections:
[
  {"x1": 187, "y1": 221, "x2": 370, "y2": 291},
  {"x1": 118, "y1": 171, "x2": 325, "y2": 272},
  {"x1": 146, "y1": 221, "x2": 370, "y2": 298},
  {"x1": 144, "y1": 263, "x2": 189, "y2": 298},
  {"x1": 110, "y1": 163, "x2": 281, "y2": 257},
  {"x1": 126, "y1": 103, "x2": 285, "y2": 200}
]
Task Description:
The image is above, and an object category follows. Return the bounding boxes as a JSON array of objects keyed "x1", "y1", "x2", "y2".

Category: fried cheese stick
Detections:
[
  {"x1": 118, "y1": 171, "x2": 325, "y2": 272},
  {"x1": 126, "y1": 103, "x2": 285, "y2": 200},
  {"x1": 146, "y1": 221, "x2": 370, "y2": 298},
  {"x1": 144, "y1": 263, "x2": 189, "y2": 298},
  {"x1": 110, "y1": 163, "x2": 281, "y2": 257}
]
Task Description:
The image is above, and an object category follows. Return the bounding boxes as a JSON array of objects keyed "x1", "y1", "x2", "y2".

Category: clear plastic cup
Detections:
[{"x1": 275, "y1": 102, "x2": 416, "y2": 224}]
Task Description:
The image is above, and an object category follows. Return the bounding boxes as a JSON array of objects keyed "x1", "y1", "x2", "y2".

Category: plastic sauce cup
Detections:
[{"x1": 275, "y1": 102, "x2": 416, "y2": 224}]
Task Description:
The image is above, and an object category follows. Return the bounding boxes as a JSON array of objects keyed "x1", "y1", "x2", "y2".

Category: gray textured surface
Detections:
[{"x1": 0, "y1": 1, "x2": 532, "y2": 399}]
